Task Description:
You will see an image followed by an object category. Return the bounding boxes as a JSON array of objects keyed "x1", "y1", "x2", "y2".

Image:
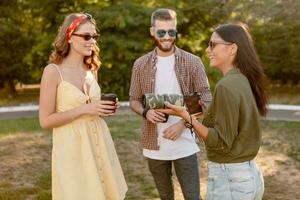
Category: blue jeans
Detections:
[
  {"x1": 206, "y1": 160, "x2": 264, "y2": 200},
  {"x1": 147, "y1": 153, "x2": 201, "y2": 200}
]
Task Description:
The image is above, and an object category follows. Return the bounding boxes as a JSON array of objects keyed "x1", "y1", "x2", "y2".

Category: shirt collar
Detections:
[{"x1": 150, "y1": 46, "x2": 181, "y2": 63}]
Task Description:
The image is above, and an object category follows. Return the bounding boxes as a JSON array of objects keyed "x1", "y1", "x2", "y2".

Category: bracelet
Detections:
[
  {"x1": 142, "y1": 108, "x2": 150, "y2": 119},
  {"x1": 184, "y1": 114, "x2": 193, "y2": 128},
  {"x1": 184, "y1": 121, "x2": 193, "y2": 129},
  {"x1": 184, "y1": 114, "x2": 194, "y2": 136}
]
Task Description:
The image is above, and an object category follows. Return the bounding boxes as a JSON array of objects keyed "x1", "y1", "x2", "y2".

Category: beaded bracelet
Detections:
[{"x1": 184, "y1": 114, "x2": 194, "y2": 136}]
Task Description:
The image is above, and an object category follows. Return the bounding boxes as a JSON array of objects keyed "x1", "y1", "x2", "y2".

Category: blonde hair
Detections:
[{"x1": 49, "y1": 13, "x2": 101, "y2": 70}]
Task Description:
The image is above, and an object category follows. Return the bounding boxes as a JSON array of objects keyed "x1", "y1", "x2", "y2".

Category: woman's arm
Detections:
[
  {"x1": 162, "y1": 103, "x2": 209, "y2": 141},
  {"x1": 39, "y1": 65, "x2": 115, "y2": 129},
  {"x1": 163, "y1": 85, "x2": 240, "y2": 153}
]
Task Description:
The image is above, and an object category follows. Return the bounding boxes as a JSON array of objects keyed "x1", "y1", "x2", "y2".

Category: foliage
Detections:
[{"x1": 0, "y1": 0, "x2": 299, "y2": 100}]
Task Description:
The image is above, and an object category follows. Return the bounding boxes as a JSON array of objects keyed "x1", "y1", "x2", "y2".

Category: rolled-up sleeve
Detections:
[{"x1": 204, "y1": 85, "x2": 240, "y2": 154}]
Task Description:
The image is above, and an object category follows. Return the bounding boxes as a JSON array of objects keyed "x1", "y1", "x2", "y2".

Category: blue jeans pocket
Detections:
[
  {"x1": 206, "y1": 177, "x2": 215, "y2": 200},
  {"x1": 229, "y1": 176, "x2": 255, "y2": 200}
]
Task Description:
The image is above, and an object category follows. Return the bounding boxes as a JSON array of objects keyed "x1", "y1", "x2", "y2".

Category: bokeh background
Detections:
[
  {"x1": 1, "y1": 0, "x2": 299, "y2": 101},
  {"x1": 0, "y1": 1, "x2": 299, "y2": 200}
]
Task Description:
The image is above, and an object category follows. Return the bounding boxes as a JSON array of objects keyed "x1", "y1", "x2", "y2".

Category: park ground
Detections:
[{"x1": 0, "y1": 109, "x2": 299, "y2": 200}]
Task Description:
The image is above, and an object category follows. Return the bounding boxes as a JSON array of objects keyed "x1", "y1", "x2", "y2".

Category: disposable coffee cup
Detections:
[{"x1": 101, "y1": 93, "x2": 117, "y2": 112}]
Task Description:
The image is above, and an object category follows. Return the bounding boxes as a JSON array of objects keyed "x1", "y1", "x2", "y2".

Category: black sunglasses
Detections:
[
  {"x1": 156, "y1": 29, "x2": 177, "y2": 38},
  {"x1": 84, "y1": 13, "x2": 92, "y2": 20},
  {"x1": 209, "y1": 41, "x2": 233, "y2": 49},
  {"x1": 72, "y1": 33, "x2": 100, "y2": 41}
]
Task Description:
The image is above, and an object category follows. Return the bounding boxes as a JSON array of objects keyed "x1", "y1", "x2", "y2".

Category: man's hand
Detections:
[
  {"x1": 163, "y1": 121, "x2": 185, "y2": 140},
  {"x1": 146, "y1": 109, "x2": 166, "y2": 124}
]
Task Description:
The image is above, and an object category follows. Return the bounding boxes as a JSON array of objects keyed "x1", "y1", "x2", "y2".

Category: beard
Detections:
[{"x1": 154, "y1": 37, "x2": 176, "y2": 52}]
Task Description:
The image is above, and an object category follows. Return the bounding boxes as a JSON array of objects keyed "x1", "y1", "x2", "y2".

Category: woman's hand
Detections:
[
  {"x1": 115, "y1": 98, "x2": 120, "y2": 112},
  {"x1": 157, "y1": 102, "x2": 190, "y2": 122},
  {"x1": 82, "y1": 100, "x2": 116, "y2": 117}
]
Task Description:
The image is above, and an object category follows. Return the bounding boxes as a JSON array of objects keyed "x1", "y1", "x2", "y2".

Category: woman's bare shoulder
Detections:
[{"x1": 41, "y1": 63, "x2": 61, "y2": 81}]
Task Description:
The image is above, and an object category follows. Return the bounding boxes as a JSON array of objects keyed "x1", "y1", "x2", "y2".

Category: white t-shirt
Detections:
[{"x1": 143, "y1": 54, "x2": 200, "y2": 160}]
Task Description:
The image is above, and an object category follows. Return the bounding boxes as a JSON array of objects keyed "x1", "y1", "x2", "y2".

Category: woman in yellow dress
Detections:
[{"x1": 39, "y1": 13, "x2": 127, "y2": 200}]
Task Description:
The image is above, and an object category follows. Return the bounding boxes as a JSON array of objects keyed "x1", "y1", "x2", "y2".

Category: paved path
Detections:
[
  {"x1": 0, "y1": 103, "x2": 299, "y2": 122},
  {"x1": 266, "y1": 104, "x2": 300, "y2": 122}
]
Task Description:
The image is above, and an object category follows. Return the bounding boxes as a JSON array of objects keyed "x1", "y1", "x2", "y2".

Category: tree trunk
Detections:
[{"x1": 2, "y1": 80, "x2": 17, "y2": 99}]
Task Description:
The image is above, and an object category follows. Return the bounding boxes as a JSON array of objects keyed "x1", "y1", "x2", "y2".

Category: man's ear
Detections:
[{"x1": 150, "y1": 26, "x2": 154, "y2": 37}]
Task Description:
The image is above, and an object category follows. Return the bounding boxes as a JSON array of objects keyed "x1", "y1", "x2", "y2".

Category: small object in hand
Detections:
[
  {"x1": 101, "y1": 93, "x2": 117, "y2": 102},
  {"x1": 142, "y1": 108, "x2": 150, "y2": 119},
  {"x1": 142, "y1": 93, "x2": 184, "y2": 109},
  {"x1": 162, "y1": 113, "x2": 169, "y2": 123},
  {"x1": 101, "y1": 93, "x2": 118, "y2": 112},
  {"x1": 184, "y1": 93, "x2": 202, "y2": 114}
]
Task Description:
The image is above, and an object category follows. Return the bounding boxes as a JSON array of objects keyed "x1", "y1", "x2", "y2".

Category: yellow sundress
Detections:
[{"x1": 51, "y1": 64, "x2": 127, "y2": 200}]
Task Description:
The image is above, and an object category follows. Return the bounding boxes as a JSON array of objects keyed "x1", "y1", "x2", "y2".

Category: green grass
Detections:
[
  {"x1": 0, "y1": 110, "x2": 157, "y2": 200},
  {"x1": 0, "y1": 111, "x2": 299, "y2": 199},
  {"x1": 0, "y1": 117, "x2": 46, "y2": 137},
  {"x1": 269, "y1": 84, "x2": 300, "y2": 105},
  {"x1": 261, "y1": 120, "x2": 300, "y2": 161},
  {"x1": 105, "y1": 110, "x2": 142, "y2": 141},
  {"x1": 0, "y1": 173, "x2": 51, "y2": 200},
  {"x1": 0, "y1": 88, "x2": 39, "y2": 106},
  {"x1": 35, "y1": 172, "x2": 52, "y2": 200}
]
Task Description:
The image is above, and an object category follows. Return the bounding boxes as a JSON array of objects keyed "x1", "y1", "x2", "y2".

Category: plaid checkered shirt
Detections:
[{"x1": 129, "y1": 46, "x2": 212, "y2": 150}]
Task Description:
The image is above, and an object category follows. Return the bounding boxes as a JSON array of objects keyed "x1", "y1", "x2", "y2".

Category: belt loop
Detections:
[
  {"x1": 221, "y1": 164, "x2": 226, "y2": 171},
  {"x1": 248, "y1": 160, "x2": 253, "y2": 167}
]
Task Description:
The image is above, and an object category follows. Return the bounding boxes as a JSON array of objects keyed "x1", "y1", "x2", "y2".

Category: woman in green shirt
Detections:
[{"x1": 162, "y1": 23, "x2": 268, "y2": 200}]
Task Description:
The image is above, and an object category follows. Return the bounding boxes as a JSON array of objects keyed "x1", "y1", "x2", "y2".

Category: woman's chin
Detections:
[
  {"x1": 83, "y1": 51, "x2": 92, "y2": 56},
  {"x1": 209, "y1": 62, "x2": 217, "y2": 68}
]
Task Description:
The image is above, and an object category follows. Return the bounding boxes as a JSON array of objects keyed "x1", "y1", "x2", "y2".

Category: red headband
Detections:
[{"x1": 66, "y1": 15, "x2": 87, "y2": 41}]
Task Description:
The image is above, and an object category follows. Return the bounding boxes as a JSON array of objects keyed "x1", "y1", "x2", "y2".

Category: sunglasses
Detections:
[
  {"x1": 72, "y1": 33, "x2": 100, "y2": 41},
  {"x1": 209, "y1": 41, "x2": 233, "y2": 49},
  {"x1": 84, "y1": 13, "x2": 92, "y2": 20},
  {"x1": 156, "y1": 29, "x2": 177, "y2": 38}
]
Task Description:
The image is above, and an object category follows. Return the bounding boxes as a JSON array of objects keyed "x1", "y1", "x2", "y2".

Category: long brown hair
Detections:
[
  {"x1": 215, "y1": 23, "x2": 269, "y2": 116},
  {"x1": 49, "y1": 13, "x2": 101, "y2": 70}
]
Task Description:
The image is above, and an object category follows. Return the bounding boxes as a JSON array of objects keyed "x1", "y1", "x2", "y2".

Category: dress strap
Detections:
[
  {"x1": 52, "y1": 64, "x2": 64, "y2": 81},
  {"x1": 92, "y1": 70, "x2": 98, "y2": 81}
]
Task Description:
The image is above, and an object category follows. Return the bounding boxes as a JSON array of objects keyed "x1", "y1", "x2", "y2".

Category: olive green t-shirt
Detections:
[{"x1": 202, "y1": 68, "x2": 261, "y2": 163}]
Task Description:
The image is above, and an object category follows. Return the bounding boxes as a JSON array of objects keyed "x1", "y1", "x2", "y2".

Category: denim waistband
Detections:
[{"x1": 207, "y1": 160, "x2": 256, "y2": 171}]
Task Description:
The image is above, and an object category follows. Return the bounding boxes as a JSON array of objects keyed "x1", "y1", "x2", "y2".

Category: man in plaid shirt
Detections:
[{"x1": 129, "y1": 8, "x2": 212, "y2": 200}]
